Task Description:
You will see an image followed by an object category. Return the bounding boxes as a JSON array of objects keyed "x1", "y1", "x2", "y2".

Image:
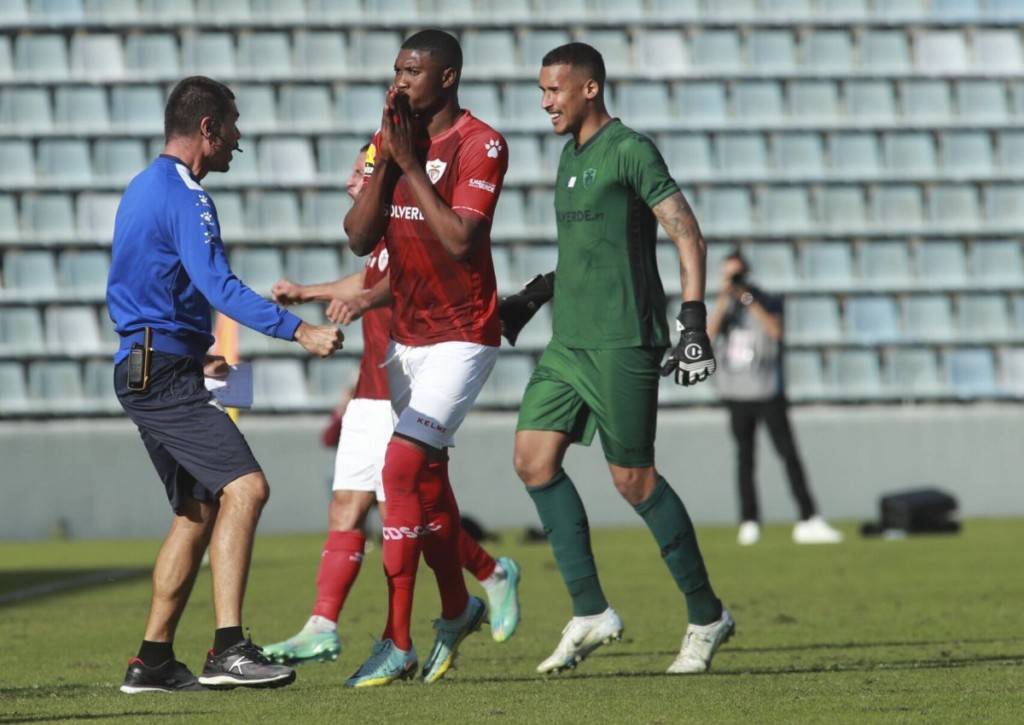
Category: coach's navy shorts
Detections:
[{"x1": 114, "y1": 351, "x2": 262, "y2": 513}]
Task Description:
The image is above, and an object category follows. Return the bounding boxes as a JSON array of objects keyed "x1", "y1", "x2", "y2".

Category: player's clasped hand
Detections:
[
  {"x1": 661, "y1": 301, "x2": 717, "y2": 386},
  {"x1": 295, "y1": 322, "x2": 344, "y2": 358}
]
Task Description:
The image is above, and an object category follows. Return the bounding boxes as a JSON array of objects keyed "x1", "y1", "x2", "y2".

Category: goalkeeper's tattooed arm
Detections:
[
  {"x1": 498, "y1": 271, "x2": 555, "y2": 346},
  {"x1": 652, "y1": 191, "x2": 706, "y2": 305}
]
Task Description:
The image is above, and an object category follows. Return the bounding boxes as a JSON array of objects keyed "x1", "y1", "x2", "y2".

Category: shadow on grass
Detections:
[
  {"x1": 0, "y1": 568, "x2": 149, "y2": 607},
  {"x1": 1, "y1": 713, "x2": 212, "y2": 724}
]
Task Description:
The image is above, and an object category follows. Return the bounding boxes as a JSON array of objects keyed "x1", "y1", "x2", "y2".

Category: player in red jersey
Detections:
[
  {"x1": 342, "y1": 29, "x2": 509, "y2": 687},
  {"x1": 261, "y1": 146, "x2": 521, "y2": 668}
]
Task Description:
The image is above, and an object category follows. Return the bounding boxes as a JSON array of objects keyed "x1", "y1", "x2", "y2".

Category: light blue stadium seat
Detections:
[
  {"x1": 238, "y1": 31, "x2": 293, "y2": 79},
  {"x1": 997, "y1": 130, "x2": 1024, "y2": 170},
  {"x1": 784, "y1": 349, "x2": 828, "y2": 402},
  {"x1": 801, "y1": 241, "x2": 853, "y2": 289},
  {"x1": 998, "y1": 347, "x2": 1024, "y2": 396},
  {"x1": 0, "y1": 307, "x2": 45, "y2": 355},
  {"x1": 306, "y1": 356, "x2": 360, "y2": 406},
  {"x1": 873, "y1": 185, "x2": 923, "y2": 231},
  {"x1": 818, "y1": 186, "x2": 866, "y2": 231},
  {"x1": 0, "y1": 139, "x2": 35, "y2": 186},
  {"x1": 37, "y1": 139, "x2": 92, "y2": 185},
  {"x1": 230, "y1": 247, "x2": 283, "y2": 294},
  {"x1": 83, "y1": 0, "x2": 140, "y2": 21},
  {"x1": 588, "y1": 0, "x2": 646, "y2": 20},
  {"x1": 745, "y1": 242, "x2": 797, "y2": 290},
  {"x1": 246, "y1": 190, "x2": 302, "y2": 241},
  {"x1": 477, "y1": 354, "x2": 535, "y2": 408},
  {"x1": 531, "y1": 0, "x2": 585, "y2": 20},
  {"x1": 760, "y1": 0, "x2": 812, "y2": 15},
  {"x1": 901, "y1": 80, "x2": 952, "y2": 121},
  {"x1": 196, "y1": 0, "x2": 250, "y2": 21},
  {"x1": 337, "y1": 84, "x2": 387, "y2": 133},
  {"x1": 788, "y1": 80, "x2": 841, "y2": 121},
  {"x1": 857, "y1": 240, "x2": 913, "y2": 288},
  {"x1": 700, "y1": 187, "x2": 752, "y2": 236},
  {"x1": 501, "y1": 82, "x2": 547, "y2": 131},
  {"x1": 285, "y1": 247, "x2": 341, "y2": 286},
  {"x1": 655, "y1": 244, "x2": 681, "y2": 296},
  {"x1": 987, "y1": 0, "x2": 1024, "y2": 19},
  {"x1": 250, "y1": 0, "x2": 305, "y2": 20},
  {"x1": 845, "y1": 295, "x2": 900, "y2": 343},
  {"x1": 253, "y1": 358, "x2": 308, "y2": 411},
  {"x1": 278, "y1": 85, "x2": 333, "y2": 132},
  {"x1": 504, "y1": 133, "x2": 543, "y2": 185},
  {"x1": 109, "y1": 86, "x2": 163, "y2": 132},
  {"x1": 76, "y1": 193, "x2": 120, "y2": 243},
  {"x1": 0, "y1": 36, "x2": 11, "y2": 79},
  {"x1": 303, "y1": 189, "x2": 347, "y2": 237},
  {"x1": 941, "y1": 131, "x2": 993, "y2": 175},
  {"x1": 182, "y1": 32, "x2": 236, "y2": 77},
  {"x1": 124, "y1": 33, "x2": 179, "y2": 78},
  {"x1": 956, "y1": 80, "x2": 1007, "y2": 122},
  {"x1": 365, "y1": 0, "x2": 418, "y2": 15},
  {"x1": 0, "y1": 1, "x2": 28, "y2": 27},
  {"x1": 58, "y1": 249, "x2": 109, "y2": 299},
  {"x1": 705, "y1": 243, "x2": 734, "y2": 295},
  {"x1": 294, "y1": 30, "x2": 346, "y2": 76},
  {"x1": 519, "y1": 29, "x2": 570, "y2": 73},
  {"x1": 773, "y1": 134, "x2": 823, "y2": 177},
  {"x1": 432, "y1": 0, "x2": 477, "y2": 18},
  {"x1": 846, "y1": 81, "x2": 897, "y2": 121},
  {"x1": 211, "y1": 191, "x2": 244, "y2": 238},
  {"x1": 462, "y1": 29, "x2": 517, "y2": 76},
  {"x1": 957, "y1": 293, "x2": 1012, "y2": 341},
  {"x1": 510, "y1": 302, "x2": 551, "y2": 351},
  {"x1": 229, "y1": 84, "x2": 277, "y2": 132},
  {"x1": 0, "y1": 361, "x2": 29, "y2": 414},
  {"x1": 758, "y1": 187, "x2": 811, "y2": 234},
  {"x1": 491, "y1": 189, "x2": 526, "y2": 240},
  {"x1": 633, "y1": 29, "x2": 688, "y2": 76},
  {"x1": 748, "y1": 29, "x2": 795, "y2": 70},
  {"x1": 983, "y1": 184, "x2": 1024, "y2": 229},
  {"x1": 916, "y1": 239, "x2": 967, "y2": 286},
  {"x1": 476, "y1": 0, "x2": 529, "y2": 20},
  {"x1": 258, "y1": 137, "x2": 316, "y2": 184},
  {"x1": 970, "y1": 239, "x2": 1023, "y2": 287},
  {"x1": 137, "y1": 0, "x2": 192, "y2": 19},
  {"x1": 660, "y1": 134, "x2": 711, "y2": 180},
  {"x1": 830, "y1": 349, "x2": 884, "y2": 399},
  {"x1": 902, "y1": 294, "x2": 954, "y2": 341},
  {"x1": 674, "y1": 81, "x2": 727, "y2": 124},
  {"x1": 859, "y1": 30, "x2": 910, "y2": 71},
  {"x1": 46, "y1": 305, "x2": 103, "y2": 354},
  {"x1": 803, "y1": 30, "x2": 852, "y2": 70},
  {"x1": 21, "y1": 193, "x2": 75, "y2": 242},
  {"x1": 0, "y1": 87, "x2": 53, "y2": 131},
  {"x1": 349, "y1": 30, "x2": 402, "y2": 74},
  {"x1": 786, "y1": 295, "x2": 841, "y2": 343},
  {"x1": 29, "y1": 360, "x2": 86, "y2": 412},
  {"x1": 915, "y1": 30, "x2": 968, "y2": 73},
  {"x1": 3, "y1": 249, "x2": 58, "y2": 299},
  {"x1": 0, "y1": 194, "x2": 17, "y2": 243},
  {"x1": 54, "y1": 86, "x2": 109, "y2": 132},
  {"x1": 883, "y1": 132, "x2": 936, "y2": 174},
  {"x1": 691, "y1": 30, "x2": 743, "y2": 72},
  {"x1": 307, "y1": 0, "x2": 361, "y2": 20},
  {"x1": 829, "y1": 132, "x2": 879, "y2": 176},
  {"x1": 648, "y1": 0, "x2": 699, "y2": 17},
  {"x1": 971, "y1": 29, "x2": 1021, "y2": 73},
  {"x1": 928, "y1": 185, "x2": 979, "y2": 229},
  {"x1": 70, "y1": 33, "x2": 124, "y2": 80},
  {"x1": 818, "y1": 0, "x2": 868, "y2": 16},
  {"x1": 932, "y1": 0, "x2": 979, "y2": 19},
  {"x1": 885, "y1": 347, "x2": 942, "y2": 399},
  {"x1": 945, "y1": 347, "x2": 997, "y2": 399},
  {"x1": 14, "y1": 33, "x2": 68, "y2": 80},
  {"x1": 491, "y1": 245, "x2": 516, "y2": 295},
  {"x1": 616, "y1": 82, "x2": 672, "y2": 129},
  {"x1": 316, "y1": 136, "x2": 367, "y2": 183},
  {"x1": 512, "y1": 244, "x2": 558, "y2": 290},
  {"x1": 81, "y1": 357, "x2": 119, "y2": 412},
  {"x1": 460, "y1": 83, "x2": 502, "y2": 124},
  {"x1": 525, "y1": 188, "x2": 555, "y2": 235},
  {"x1": 733, "y1": 81, "x2": 784, "y2": 121},
  {"x1": 715, "y1": 133, "x2": 767, "y2": 177}
]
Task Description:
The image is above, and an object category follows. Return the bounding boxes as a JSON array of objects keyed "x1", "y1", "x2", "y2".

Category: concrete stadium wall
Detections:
[{"x1": 1, "y1": 403, "x2": 1022, "y2": 541}]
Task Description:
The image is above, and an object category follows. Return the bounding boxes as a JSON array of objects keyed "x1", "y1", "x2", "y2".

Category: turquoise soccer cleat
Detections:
[
  {"x1": 420, "y1": 596, "x2": 486, "y2": 684},
  {"x1": 261, "y1": 628, "x2": 340, "y2": 666},
  {"x1": 485, "y1": 557, "x2": 522, "y2": 642},
  {"x1": 344, "y1": 639, "x2": 418, "y2": 688}
]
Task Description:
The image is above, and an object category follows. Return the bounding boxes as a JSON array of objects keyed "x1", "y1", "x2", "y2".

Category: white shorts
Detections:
[
  {"x1": 331, "y1": 397, "x2": 397, "y2": 501},
  {"x1": 387, "y1": 340, "x2": 498, "y2": 449}
]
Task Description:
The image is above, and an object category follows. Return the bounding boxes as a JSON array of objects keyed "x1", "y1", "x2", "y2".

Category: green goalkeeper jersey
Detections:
[{"x1": 551, "y1": 119, "x2": 679, "y2": 349}]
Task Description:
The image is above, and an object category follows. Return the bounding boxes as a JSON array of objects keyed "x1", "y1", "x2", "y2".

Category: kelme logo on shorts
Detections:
[{"x1": 583, "y1": 168, "x2": 597, "y2": 190}]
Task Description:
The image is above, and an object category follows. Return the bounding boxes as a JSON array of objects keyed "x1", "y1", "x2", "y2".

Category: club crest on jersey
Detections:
[
  {"x1": 426, "y1": 159, "x2": 447, "y2": 184},
  {"x1": 377, "y1": 247, "x2": 389, "y2": 272},
  {"x1": 583, "y1": 168, "x2": 597, "y2": 190}
]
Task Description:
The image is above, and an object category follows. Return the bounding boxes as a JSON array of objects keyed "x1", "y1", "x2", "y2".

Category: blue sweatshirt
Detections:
[{"x1": 107, "y1": 155, "x2": 301, "y2": 363}]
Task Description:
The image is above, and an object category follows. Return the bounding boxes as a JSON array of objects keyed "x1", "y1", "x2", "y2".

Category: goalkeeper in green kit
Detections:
[{"x1": 510, "y1": 42, "x2": 734, "y2": 676}]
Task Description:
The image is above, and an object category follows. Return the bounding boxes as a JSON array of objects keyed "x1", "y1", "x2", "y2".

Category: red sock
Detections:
[
  {"x1": 311, "y1": 530, "x2": 366, "y2": 622},
  {"x1": 420, "y1": 458, "x2": 469, "y2": 620},
  {"x1": 459, "y1": 527, "x2": 497, "y2": 581},
  {"x1": 380, "y1": 439, "x2": 427, "y2": 650}
]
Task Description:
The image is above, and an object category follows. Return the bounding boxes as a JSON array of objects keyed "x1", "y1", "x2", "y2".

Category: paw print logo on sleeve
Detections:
[{"x1": 485, "y1": 139, "x2": 503, "y2": 158}]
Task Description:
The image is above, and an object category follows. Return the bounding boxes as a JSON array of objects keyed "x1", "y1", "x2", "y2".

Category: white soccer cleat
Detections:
[
  {"x1": 737, "y1": 521, "x2": 761, "y2": 546},
  {"x1": 536, "y1": 607, "x2": 623, "y2": 674},
  {"x1": 793, "y1": 515, "x2": 844, "y2": 544},
  {"x1": 667, "y1": 608, "x2": 735, "y2": 674}
]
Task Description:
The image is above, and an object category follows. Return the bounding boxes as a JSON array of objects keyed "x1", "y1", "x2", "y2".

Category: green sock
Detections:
[
  {"x1": 633, "y1": 476, "x2": 722, "y2": 625},
  {"x1": 527, "y1": 471, "x2": 608, "y2": 617}
]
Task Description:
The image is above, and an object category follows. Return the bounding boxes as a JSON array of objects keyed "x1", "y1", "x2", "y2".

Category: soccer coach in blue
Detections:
[{"x1": 107, "y1": 76, "x2": 342, "y2": 693}]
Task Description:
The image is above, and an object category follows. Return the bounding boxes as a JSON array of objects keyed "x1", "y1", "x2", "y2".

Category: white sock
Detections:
[{"x1": 305, "y1": 615, "x2": 337, "y2": 633}]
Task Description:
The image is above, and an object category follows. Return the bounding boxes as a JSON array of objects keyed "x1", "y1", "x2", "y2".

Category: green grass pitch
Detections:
[{"x1": 1, "y1": 519, "x2": 1022, "y2": 723}]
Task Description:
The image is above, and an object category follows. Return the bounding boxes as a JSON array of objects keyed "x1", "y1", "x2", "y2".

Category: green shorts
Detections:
[{"x1": 516, "y1": 337, "x2": 666, "y2": 467}]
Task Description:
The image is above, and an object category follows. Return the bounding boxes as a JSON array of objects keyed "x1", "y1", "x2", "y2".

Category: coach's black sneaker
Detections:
[
  {"x1": 120, "y1": 657, "x2": 207, "y2": 693},
  {"x1": 198, "y1": 638, "x2": 296, "y2": 689}
]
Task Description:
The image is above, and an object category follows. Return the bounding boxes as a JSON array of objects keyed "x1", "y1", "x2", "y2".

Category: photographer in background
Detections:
[{"x1": 708, "y1": 250, "x2": 843, "y2": 546}]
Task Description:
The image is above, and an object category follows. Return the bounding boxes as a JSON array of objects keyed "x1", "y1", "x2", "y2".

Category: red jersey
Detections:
[
  {"x1": 352, "y1": 240, "x2": 392, "y2": 401},
  {"x1": 365, "y1": 110, "x2": 507, "y2": 347}
]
